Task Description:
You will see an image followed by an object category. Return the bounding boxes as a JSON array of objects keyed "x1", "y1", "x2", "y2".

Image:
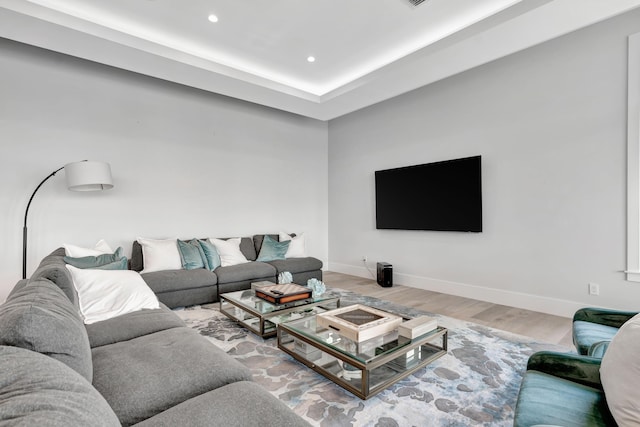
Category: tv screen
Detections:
[{"x1": 375, "y1": 156, "x2": 482, "y2": 232}]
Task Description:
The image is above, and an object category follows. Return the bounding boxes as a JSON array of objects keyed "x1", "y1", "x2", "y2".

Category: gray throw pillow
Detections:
[
  {"x1": 0, "y1": 345, "x2": 120, "y2": 427},
  {"x1": 0, "y1": 279, "x2": 93, "y2": 382}
]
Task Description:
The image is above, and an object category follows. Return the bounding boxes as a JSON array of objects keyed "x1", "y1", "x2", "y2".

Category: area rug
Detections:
[{"x1": 174, "y1": 289, "x2": 568, "y2": 427}]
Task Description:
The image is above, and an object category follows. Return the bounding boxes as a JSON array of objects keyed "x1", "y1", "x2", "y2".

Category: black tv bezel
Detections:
[{"x1": 374, "y1": 155, "x2": 482, "y2": 233}]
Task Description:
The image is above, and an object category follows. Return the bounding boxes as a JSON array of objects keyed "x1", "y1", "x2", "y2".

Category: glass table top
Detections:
[{"x1": 221, "y1": 289, "x2": 339, "y2": 315}]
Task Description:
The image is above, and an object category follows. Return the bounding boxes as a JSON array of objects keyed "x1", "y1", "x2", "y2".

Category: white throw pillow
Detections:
[
  {"x1": 64, "y1": 239, "x2": 113, "y2": 257},
  {"x1": 209, "y1": 238, "x2": 248, "y2": 267},
  {"x1": 65, "y1": 265, "x2": 160, "y2": 324},
  {"x1": 137, "y1": 237, "x2": 182, "y2": 273},
  {"x1": 600, "y1": 312, "x2": 640, "y2": 425},
  {"x1": 279, "y1": 232, "x2": 306, "y2": 258}
]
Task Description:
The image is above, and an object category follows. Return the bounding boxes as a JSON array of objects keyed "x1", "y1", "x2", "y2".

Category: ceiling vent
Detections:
[{"x1": 407, "y1": 0, "x2": 427, "y2": 6}]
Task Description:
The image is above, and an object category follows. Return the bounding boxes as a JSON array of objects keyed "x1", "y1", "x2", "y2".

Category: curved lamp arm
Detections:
[{"x1": 22, "y1": 166, "x2": 65, "y2": 279}]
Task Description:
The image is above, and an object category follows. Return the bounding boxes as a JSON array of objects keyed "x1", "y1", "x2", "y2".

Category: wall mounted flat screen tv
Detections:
[{"x1": 375, "y1": 155, "x2": 482, "y2": 232}]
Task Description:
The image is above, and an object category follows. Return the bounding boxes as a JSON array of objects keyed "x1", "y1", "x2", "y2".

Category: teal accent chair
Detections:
[
  {"x1": 513, "y1": 351, "x2": 617, "y2": 426},
  {"x1": 573, "y1": 308, "x2": 637, "y2": 357}
]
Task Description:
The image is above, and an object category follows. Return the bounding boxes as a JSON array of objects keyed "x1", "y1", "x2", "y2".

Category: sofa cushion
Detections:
[
  {"x1": 92, "y1": 327, "x2": 252, "y2": 426},
  {"x1": 90, "y1": 257, "x2": 128, "y2": 270},
  {"x1": 30, "y1": 247, "x2": 78, "y2": 306},
  {"x1": 199, "y1": 239, "x2": 221, "y2": 270},
  {"x1": 131, "y1": 240, "x2": 145, "y2": 272},
  {"x1": 573, "y1": 320, "x2": 619, "y2": 356},
  {"x1": 141, "y1": 268, "x2": 217, "y2": 294},
  {"x1": 267, "y1": 257, "x2": 323, "y2": 275},
  {"x1": 153, "y1": 287, "x2": 219, "y2": 309},
  {"x1": 7, "y1": 279, "x2": 28, "y2": 299},
  {"x1": 210, "y1": 238, "x2": 249, "y2": 267},
  {"x1": 252, "y1": 234, "x2": 279, "y2": 255},
  {"x1": 137, "y1": 237, "x2": 182, "y2": 273},
  {"x1": 215, "y1": 262, "x2": 276, "y2": 284},
  {"x1": 176, "y1": 239, "x2": 205, "y2": 270},
  {"x1": 0, "y1": 279, "x2": 92, "y2": 382},
  {"x1": 600, "y1": 313, "x2": 640, "y2": 426},
  {"x1": 0, "y1": 345, "x2": 120, "y2": 427},
  {"x1": 238, "y1": 236, "x2": 257, "y2": 261},
  {"x1": 514, "y1": 370, "x2": 614, "y2": 427},
  {"x1": 86, "y1": 304, "x2": 185, "y2": 348},
  {"x1": 63, "y1": 247, "x2": 125, "y2": 269},
  {"x1": 256, "y1": 235, "x2": 290, "y2": 262},
  {"x1": 66, "y1": 266, "x2": 160, "y2": 324},
  {"x1": 280, "y1": 232, "x2": 306, "y2": 257},
  {"x1": 132, "y1": 381, "x2": 310, "y2": 427},
  {"x1": 63, "y1": 239, "x2": 113, "y2": 257}
]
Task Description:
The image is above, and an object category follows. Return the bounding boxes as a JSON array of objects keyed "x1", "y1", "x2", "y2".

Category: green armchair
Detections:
[
  {"x1": 572, "y1": 307, "x2": 637, "y2": 357},
  {"x1": 513, "y1": 351, "x2": 616, "y2": 426}
]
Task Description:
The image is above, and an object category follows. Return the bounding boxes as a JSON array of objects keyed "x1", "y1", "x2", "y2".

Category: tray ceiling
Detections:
[{"x1": 1, "y1": 0, "x2": 640, "y2": 120}]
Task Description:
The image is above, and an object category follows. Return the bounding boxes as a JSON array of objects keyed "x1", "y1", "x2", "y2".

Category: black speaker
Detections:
[{"x1": 377, "y1": 262, "x2": 393, "y2": 287}]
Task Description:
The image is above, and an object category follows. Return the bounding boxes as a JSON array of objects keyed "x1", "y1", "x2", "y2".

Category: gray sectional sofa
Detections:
[
  {"x1": 132, "y1": 234, "x2": 323, "y2": 308},
  {"x1": 0, "y1": 249, "x2": 310, "y2": 426}
]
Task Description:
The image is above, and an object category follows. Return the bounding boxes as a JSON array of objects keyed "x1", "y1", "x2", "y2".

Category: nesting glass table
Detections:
[
  {"x1": 219, "y1": 289, "x2": 340, "y2": 338},
  {"x1": 277, "y1": 311, "x2": 448, "y2": 399}
]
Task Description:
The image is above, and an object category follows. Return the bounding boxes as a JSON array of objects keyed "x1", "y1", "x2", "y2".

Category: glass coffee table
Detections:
[
  {"x1": 219, "y1": 289, "x2": 340, "y2": 338},
  {"x1": 277, "y1": 309, "x2": 448, "y2": 399}
]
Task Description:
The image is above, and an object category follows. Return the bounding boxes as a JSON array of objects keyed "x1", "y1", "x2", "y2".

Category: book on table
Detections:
[
  {"x1": 398, "y1": 315, "x2": 438, "y2": 339},
  {"x1": 255, "y1": 283, "x2": 312, "y2": 304}
]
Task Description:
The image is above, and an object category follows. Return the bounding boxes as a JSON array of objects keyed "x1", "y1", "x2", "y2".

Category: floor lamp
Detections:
[{"x1": 23, "y1": 160, "x2": 114, "y2": 279}]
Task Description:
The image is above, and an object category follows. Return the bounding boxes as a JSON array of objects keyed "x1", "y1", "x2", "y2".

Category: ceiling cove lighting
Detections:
[
  {"x1": 207, "y1": 14, "x2": 218, "y2": 23},
  {"x1": 25, "y1": 0, "x2": 521, "y2": 96}
]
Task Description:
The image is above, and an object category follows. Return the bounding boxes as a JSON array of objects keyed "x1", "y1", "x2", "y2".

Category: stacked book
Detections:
[
  {"x1": 398, "y1": 315, "x2": 438, "y2": 339},
  {"x1": 254, "y1": 283, "x2": 312, "y2": 304}
]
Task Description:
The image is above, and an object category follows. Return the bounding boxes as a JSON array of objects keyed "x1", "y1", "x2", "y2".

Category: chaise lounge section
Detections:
[{"x1": 0, "y1": 249, "x2": 310, "y2": 426}]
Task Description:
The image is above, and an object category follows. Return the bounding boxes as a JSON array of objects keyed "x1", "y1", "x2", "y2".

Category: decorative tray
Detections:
[{"x1": 316, "y1": 304, "x2": 403, "y2": 342}]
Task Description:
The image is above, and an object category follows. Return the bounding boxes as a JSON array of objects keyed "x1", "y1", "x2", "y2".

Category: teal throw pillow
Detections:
[
  {"x1": 63, "y1": 247, "x2": 124, "y2": 269},
  {"x1": 257, "y1": 235, "x2": 290, "y2": 262},
  {"x1": 95, "y1": 257, "x2": 128, "y2": 270},
  {"x1": 189, "y1": 239, "x2": 209, "y2": 269},
  {"x1": 198, "y1": 239, "x2": 221, "y2": 271},
  {"x1": 177, "y1": 240, "x2": 205, "y2": 270}
]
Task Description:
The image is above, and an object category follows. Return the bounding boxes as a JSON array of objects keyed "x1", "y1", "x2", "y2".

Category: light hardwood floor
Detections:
[{"x1": 323, "y1": 271, "x2": 574, "y2": 348}]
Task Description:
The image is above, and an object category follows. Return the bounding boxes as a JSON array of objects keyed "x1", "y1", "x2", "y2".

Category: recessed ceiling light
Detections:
[
  {"x1": 307, "y1": 56, "x2": 316, "y2": 63},
  {"x1": 208, "y1": 14, "x2": 219, "y2": 23}
]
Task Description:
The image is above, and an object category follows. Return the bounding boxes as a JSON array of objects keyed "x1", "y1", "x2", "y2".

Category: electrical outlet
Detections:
[
  {"x1": 588, "y1": 283, "x2": 600, "y2": 296},
  {"x1": 362, "y1": 256, "x2": 368, "y2": 263}
]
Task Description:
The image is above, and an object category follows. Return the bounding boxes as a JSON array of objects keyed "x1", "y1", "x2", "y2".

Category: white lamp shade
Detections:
[{"x1": 64, "y1": 161, "x2": 114, "y2": 191}]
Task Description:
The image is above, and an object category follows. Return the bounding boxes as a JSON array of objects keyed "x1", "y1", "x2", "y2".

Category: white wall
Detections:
[
  {"x1": 328, "y1": 9, "x2": 640, "y2": 317},
  {"x1": 0, "y1": 38, "x2": 328, "y2": 302}
]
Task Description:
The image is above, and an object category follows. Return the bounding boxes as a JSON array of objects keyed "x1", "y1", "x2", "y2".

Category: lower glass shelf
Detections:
[{"x1": 278, "y1": 325, "x2": 448, "y2": 399}]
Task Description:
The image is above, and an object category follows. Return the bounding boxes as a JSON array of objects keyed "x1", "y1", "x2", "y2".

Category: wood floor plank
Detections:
[{"x1": 323, "y1": 271, "x2": 573, "y2": 347}]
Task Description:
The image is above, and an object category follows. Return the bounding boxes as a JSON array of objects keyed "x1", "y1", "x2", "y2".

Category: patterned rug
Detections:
[{"x1": 174, "y1": 289, "x2": 568, "y2": 427}]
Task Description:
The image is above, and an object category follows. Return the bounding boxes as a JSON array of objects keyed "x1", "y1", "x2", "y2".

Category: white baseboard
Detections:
[{"x1": 327, "y1": 262, "x2": 585, "y2": 318}]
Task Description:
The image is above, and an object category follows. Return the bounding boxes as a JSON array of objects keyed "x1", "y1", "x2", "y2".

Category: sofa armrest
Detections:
[
  {"x1": 588, "y1": 341, "x2": 610, "y2": 358},
  {"x1": 7, "y1": 279, "x2": 29, "y2": 299},
  {"x1": 573, "y1": 307, "x2": 637, "y2": 328},
  {"x1": 526, "y1": 351, "x2": 603, "y2": 389}
]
